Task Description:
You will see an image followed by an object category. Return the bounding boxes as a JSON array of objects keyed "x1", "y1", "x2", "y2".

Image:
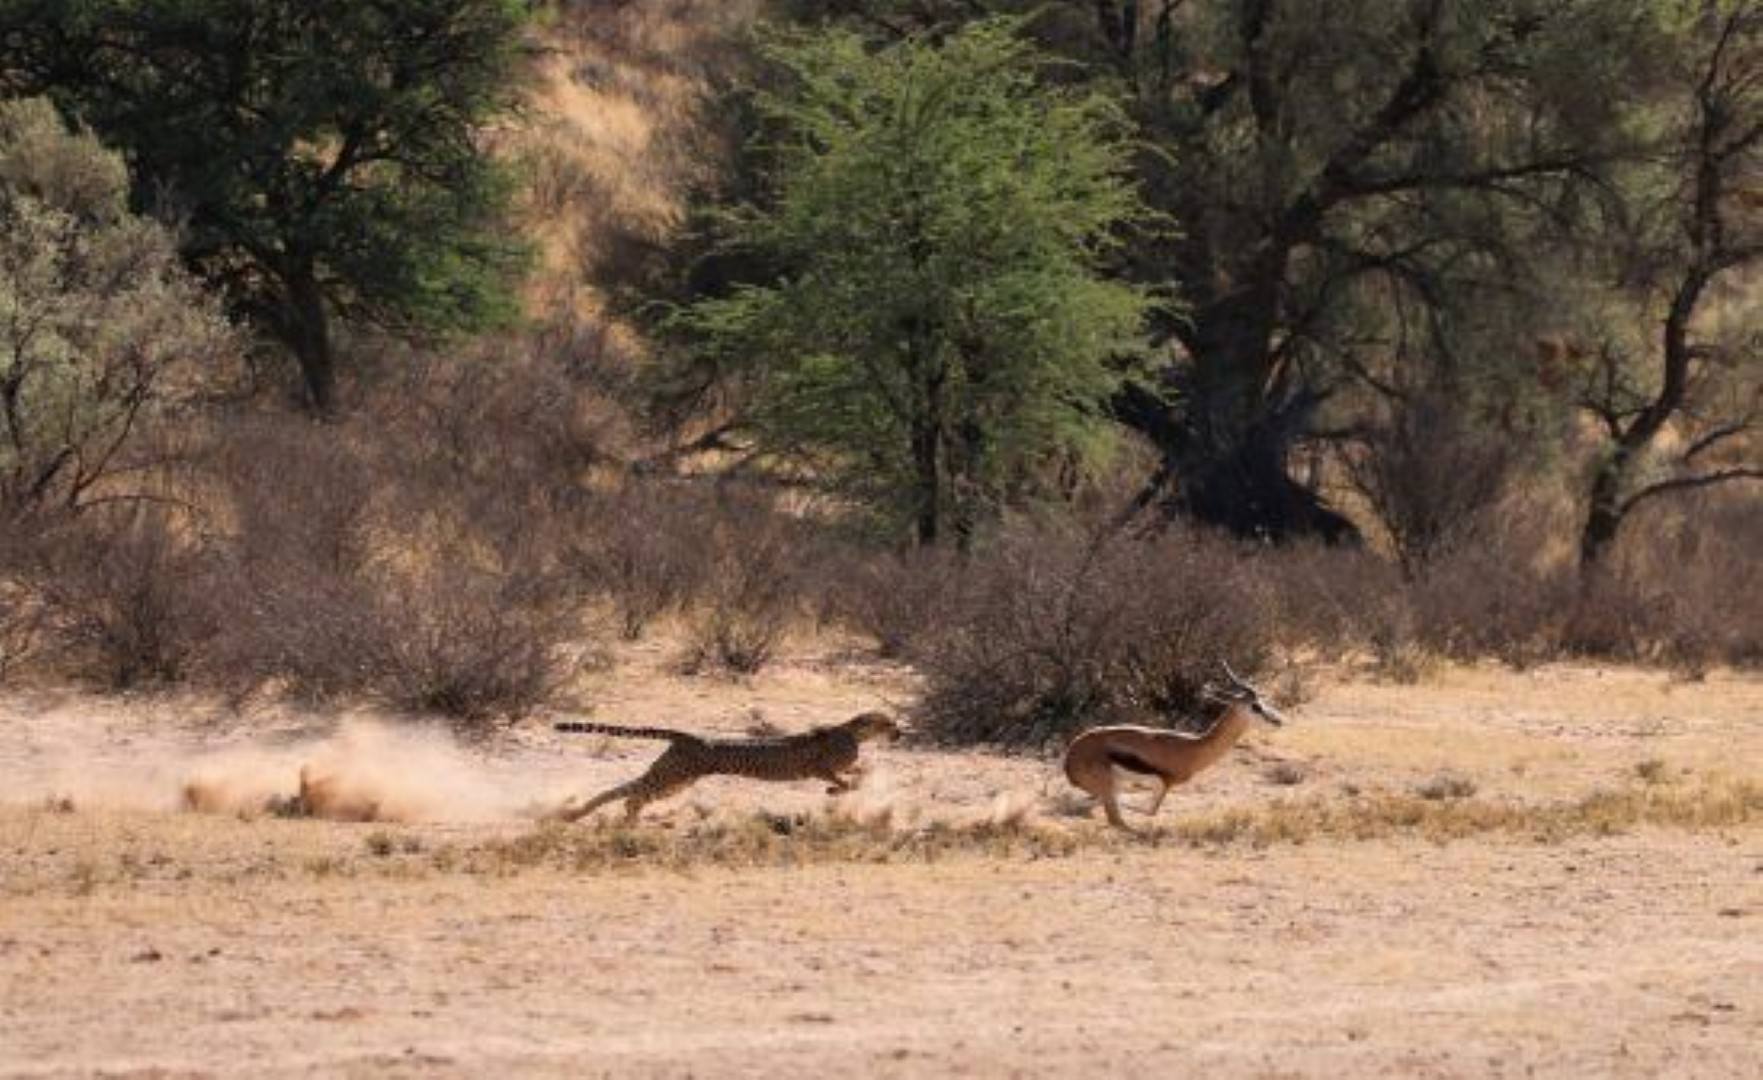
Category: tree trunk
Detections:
[
  {"x1": 285, "y1": 267, "x2": 335, "y2": 414},
  {"x1": 1578, "y1": 455, "x2": 1627, "y2": 570},
  {"x1": 1116, "y1": 282, "x2": 1360, "y2": 544},
  {"x1": 1183, "y1": 408, "x2": 1360, "y2": 544},
  {"x1": 909, "y1": 324, "x2": 946, "y2": 547},
  {"x1": 1577, "y1": 256, "x2": 1713, "y2": 571},
  {"x1": 912, "y1": 415, "x2": 940, "y2": 546}
]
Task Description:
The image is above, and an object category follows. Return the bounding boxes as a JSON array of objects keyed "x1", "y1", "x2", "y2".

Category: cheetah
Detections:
[{"x1": 547, "y1": 711, "x2": 900, "y2": 823}]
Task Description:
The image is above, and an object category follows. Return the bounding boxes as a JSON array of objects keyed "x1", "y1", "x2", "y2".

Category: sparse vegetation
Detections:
[
  {"x1": 7, "y1": 768, "x2": 1755, "y2": 897},
  {"x1": 1168, "y1": 776, "x2": 1763, "y2": 848},
  {"x1": 0, "y1": 6, "x2": 1758, "y2": 1073},
  {"x1": 0, "y1": 0, "x2": 1749, "y2": 713},
  {"x1": 1262, "y1": 762, "x2": 1307, "y2": 787}
]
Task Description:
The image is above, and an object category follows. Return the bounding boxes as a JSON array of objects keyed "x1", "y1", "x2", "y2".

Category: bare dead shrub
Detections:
[
  {"x1": 0, "y1": 579, "x2": 45, "y2": 682},
  {"x1": 1560, "y1": 570, "x2": 1669, "y2": 664},
  {"x1": 209, "y1": 538, "x2": 576, "y2": 726},
  {"x1": 1258, "y1": 539, "x2": 1409, "y2": 661},
  {"x1": 361, "y1": 339, "x2": 620, "y2": 505},
  {"x1": 196, "y1": 412, "x2": 384, "y2": 699},
  {"x1": 821, "y1": 544, "x2": 964, "y2": 659},
  {"x1": 201, "y1": 548, "x2": 387, "y2": 703},
  {"x1": 915, "y1": 524, "x2": 1277, "y2": 748},
  {"x1": 1409, "y1": 513, "x2": 1575, "y2": 670},
  {"x1": 200, "y1": 397, "x2": 586, "y2": 724},
  {"x1": 680, "y1": 486, "x2": 815, "y2": 676},
  {"x1": 1345, "y1": 394, "x2": 1523, "y2": 578},
  {"x1": 682, "y1": 604, "x2": 786, "y2": 675},
  {"x1": 371, "y1": 563, "x2": 576, "y2": 725},
  {"x1": 0, "y1": 519, "x2": 52, "y2": 681},
  {"x1": 571, "y1": 482, "x2": 714, "y2": 639},
  {"x1": 1565, "y1": 490, "x2": 1761, "y2": 671},
  {"x1": 211, "y1": 412, "x2": 379, "y2": 576},
  {"x1": 30, "y1": 507, "x2": 220, "y2": 689}
]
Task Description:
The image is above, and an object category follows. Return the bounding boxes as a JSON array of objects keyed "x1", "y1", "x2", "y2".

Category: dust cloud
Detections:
[{"x1": 24, "y1": 720, "x2": 546, "y2": 824}]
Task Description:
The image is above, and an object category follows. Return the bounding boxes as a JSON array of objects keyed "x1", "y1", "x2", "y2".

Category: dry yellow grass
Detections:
[
  {"x1": 3, "y1": 822, "x2": 1757, "y2": 1078},
  {"x1": 1, "y1": 653, "x2": 1760, "y2": 1077},
  {"x1": 4, "y1": 770, "x2": 1754, "y2": 900},
  {"x1": 1165, "y1": 774, "x2": 1762, "y2": 847},
  {"x1": 509, "y1": 2, "x2": 759, "y2": 324}
]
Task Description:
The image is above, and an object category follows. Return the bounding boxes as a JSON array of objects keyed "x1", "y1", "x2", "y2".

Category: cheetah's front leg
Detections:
[{"x1": 820, "y1": 766, "x2": 863, "y2": 795}]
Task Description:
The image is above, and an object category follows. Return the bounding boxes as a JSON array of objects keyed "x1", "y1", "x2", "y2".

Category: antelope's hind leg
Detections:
[
  {"x1": 1140, "y1": 777, "x2": 1172, "y2": 817},
  {"x1": 1100, "y1": 791, "x2": 1137, "y2": 832},
  {"x1": 1067, "y1": 760, "x2": 1136, "y2": 832},
  {"x1": 1087, "y1": 776, "x2": 1136, "y2": 832}
]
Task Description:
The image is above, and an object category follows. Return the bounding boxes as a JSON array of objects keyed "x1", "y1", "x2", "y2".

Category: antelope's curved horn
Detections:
[{"x1": 1220, "y1": 659, "x2": 1253, "y2": 693}]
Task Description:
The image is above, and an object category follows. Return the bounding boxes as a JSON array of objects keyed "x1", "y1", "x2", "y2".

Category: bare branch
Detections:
[
  {"x1": 1681, "y1": 420, "x2": 1755, "y2": 464},
  {"x1": 1621, "y1": 466, "x2": 1763, "y2": 514}
]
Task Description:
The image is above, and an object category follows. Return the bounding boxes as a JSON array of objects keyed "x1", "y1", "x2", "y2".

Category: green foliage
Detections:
[
  {"x1": 794, "y1": 2, "x2": 1673, "y2": 541},
  {"x1": 668, "y1": 18, "x2": 1159, "y2": 543},
  {"x1": 0, "y1": 97, "x2": 234, "y2": 514},
  {"x1": 2, "y1": 0, "x2": 531, "y2": 409},
  {"x1": 1559, "y1": 1, "x2": 1763, "y2": 565}
]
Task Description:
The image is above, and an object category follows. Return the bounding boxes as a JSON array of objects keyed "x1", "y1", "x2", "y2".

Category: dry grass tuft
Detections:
[
  {"x1": 1160, "y1": 776, "x2": 1762, "y2": 848},
  {"x1": 1414, "y1": 770, "x2": 1479, "y2": 801},
  {"x1": 443, "y1": 774, "x2": 1762, "y2": 876},
  {"x1": 467, "y1": 808, "x2": 1080, "y2": 875},
  {"x1": 452, "y1": 774, "x2": 1761, "y2": 873},
  {"x1": 1262, "y1": 761, "x2": 1308, "y2": 786},
  {"x1": 5, "y1": 771, "x2": 1754, "y2": 897}
]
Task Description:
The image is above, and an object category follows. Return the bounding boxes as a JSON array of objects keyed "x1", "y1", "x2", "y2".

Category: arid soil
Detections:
[{"x1": 1, "y1": 647, "x2": 1758, "y2": 1078}]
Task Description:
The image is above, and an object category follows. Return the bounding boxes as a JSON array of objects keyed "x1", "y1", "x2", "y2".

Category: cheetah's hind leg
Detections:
[{"x1": 548, "y1": 778, "x2": 640, "y2": 823}]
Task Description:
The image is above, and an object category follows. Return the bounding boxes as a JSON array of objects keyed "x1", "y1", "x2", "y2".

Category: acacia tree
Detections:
[
  {"x1": 1571, "y1": 1, "x2": 1763, "y2": 568},
  {"x1": 2, "y1": 0, "x2": 529, "y2": 413},
  {"x1": 792, "y1": 0, "x2": 1664, "y2": 542},
  {"x1": 668, "y1": 19, "x2": 1156, "y2": 545},
  {"x1": 0, "y1": 97, "x2": 234, "y2": 517}
]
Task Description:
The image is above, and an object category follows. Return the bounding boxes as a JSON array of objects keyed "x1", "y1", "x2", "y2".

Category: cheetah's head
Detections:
[{"x1": 846, "y1": 712, "x2": 901, "y2": 742}]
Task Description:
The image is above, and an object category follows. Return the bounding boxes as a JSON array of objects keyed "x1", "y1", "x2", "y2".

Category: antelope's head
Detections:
[{"x1": 1204, "y1": 660, "x2": 1286, "y2": 726}]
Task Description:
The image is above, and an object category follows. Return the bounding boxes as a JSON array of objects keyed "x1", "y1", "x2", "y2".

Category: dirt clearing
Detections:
[
  {"x1": 2, "y1": 833, "x2": 1757, "y2": 1078},
  {"x1": 1, "y1": 657, "x2": 1759, "y2": 1077}
]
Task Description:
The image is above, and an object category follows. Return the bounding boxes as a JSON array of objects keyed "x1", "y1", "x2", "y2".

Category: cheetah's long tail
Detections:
[{"x1": 553, "y1": 720, "x2": 694, "y2": 742}]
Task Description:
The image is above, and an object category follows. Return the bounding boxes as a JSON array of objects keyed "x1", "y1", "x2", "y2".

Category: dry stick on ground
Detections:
[
  {"x1": 1061, "y1": 661, "x2": 1287, "y2": 831},
  {"x1": 547, "y1": 713, "x2": 900, "y2": 823}
]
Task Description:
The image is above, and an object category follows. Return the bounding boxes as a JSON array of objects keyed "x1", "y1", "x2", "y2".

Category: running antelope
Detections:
[{"x1": 1062, "y1": 661, "x2": 1286, "y2": 831}]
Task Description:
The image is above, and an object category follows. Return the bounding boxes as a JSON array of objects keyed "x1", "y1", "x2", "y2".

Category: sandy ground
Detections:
[{"x1": 1, "y1": 646, "x2": 1759, "y2": 1078}]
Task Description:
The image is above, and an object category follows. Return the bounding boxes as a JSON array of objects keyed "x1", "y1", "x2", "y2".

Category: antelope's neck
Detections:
[{"x1": 1191, "y1": 708, "x2": 1253, "y2": 770}]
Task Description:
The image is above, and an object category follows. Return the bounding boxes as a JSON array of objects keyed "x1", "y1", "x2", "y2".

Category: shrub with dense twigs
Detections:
[{"x1": 913, "y1": 524, "x2": 1277, "y2": 748}]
